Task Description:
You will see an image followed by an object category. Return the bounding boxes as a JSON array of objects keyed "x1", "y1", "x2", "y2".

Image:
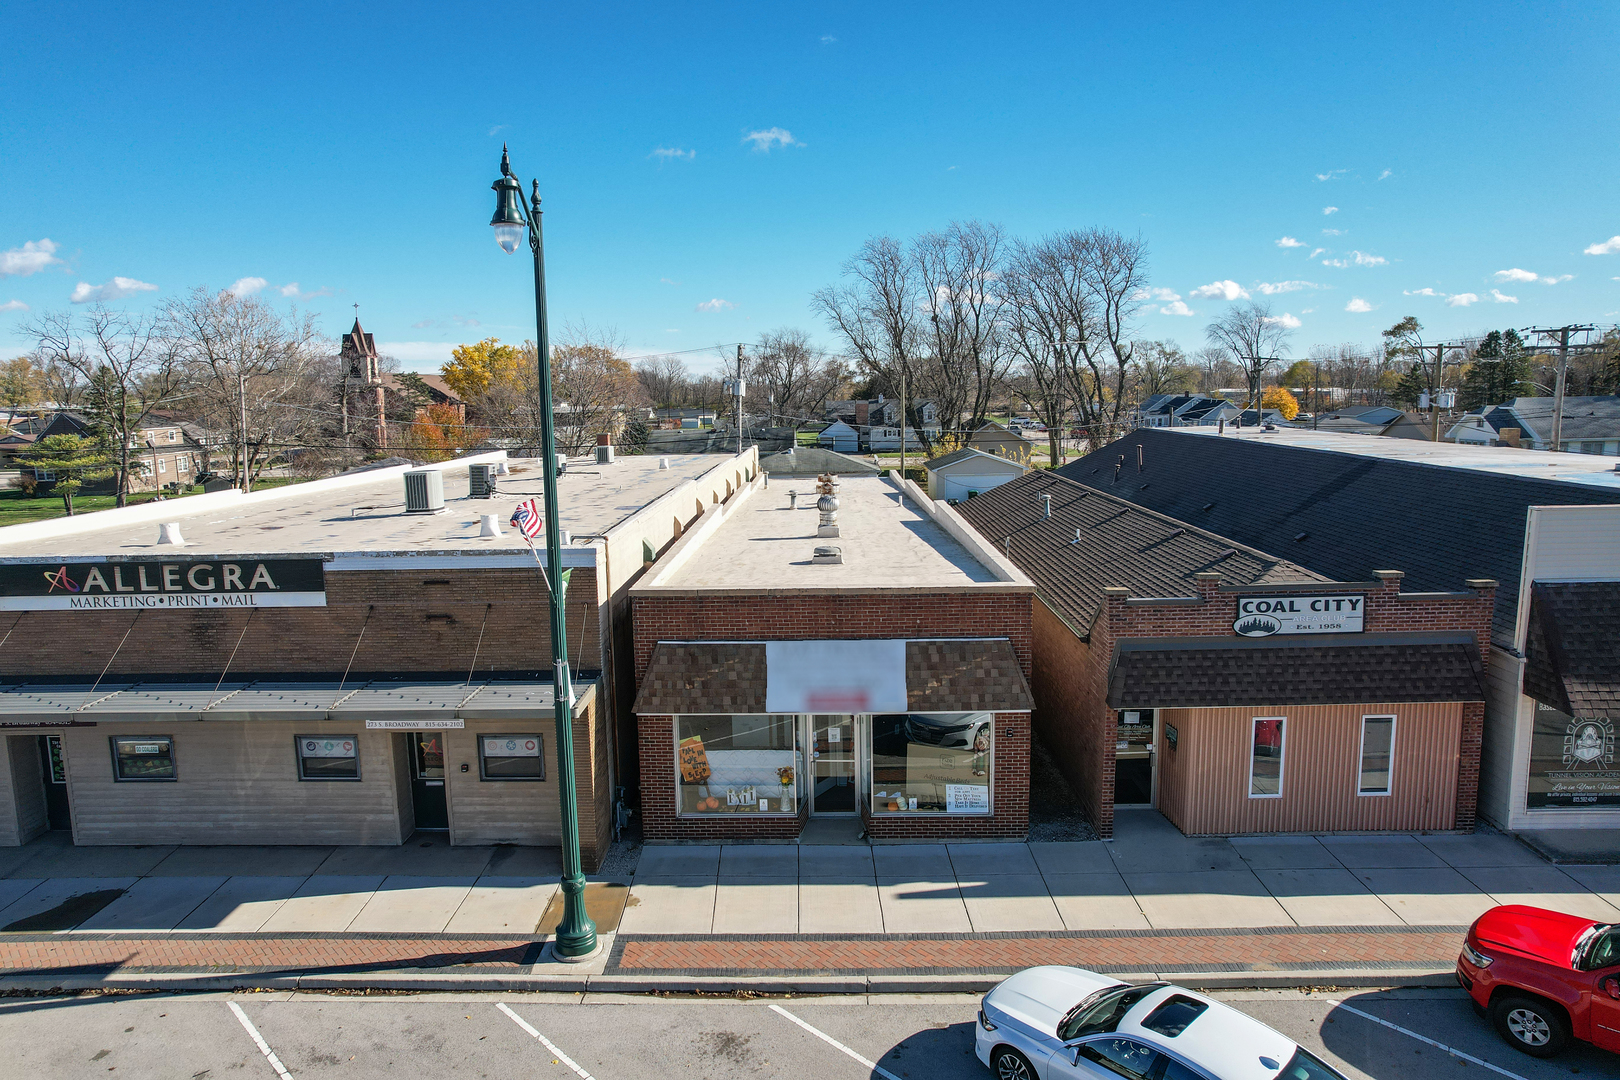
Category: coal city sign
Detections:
[
  {"x1": 1234, "y1": 594, "x2": 1364, "y2": 637},
  {"x1": 0, "y1": 557, "x2": 326, "y2": 610}
]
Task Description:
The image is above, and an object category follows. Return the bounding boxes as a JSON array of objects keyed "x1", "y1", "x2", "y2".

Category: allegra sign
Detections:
[
  {"x1": 1234, "y1": 594, "x2": 1364, "y2": 637},
  {"x1": 0, "y1": 558, "x2": 326, "y2": 610}
]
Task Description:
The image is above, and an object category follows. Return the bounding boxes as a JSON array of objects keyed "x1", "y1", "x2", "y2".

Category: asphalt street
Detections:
[{"x1": 0, "y1": 987, "x2": 1611, "y2": 1080}]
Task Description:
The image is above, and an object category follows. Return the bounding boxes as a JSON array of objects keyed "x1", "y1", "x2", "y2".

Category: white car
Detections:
[{"x1": 976, "y1": 967, "x2": 1347, "y2": 1080}]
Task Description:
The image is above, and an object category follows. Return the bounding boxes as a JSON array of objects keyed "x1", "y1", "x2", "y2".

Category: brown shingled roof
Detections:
[
  {"x1": 1525, "y1": 582, "x2": 1620, "y2": 719},
  {"x1": 1107, "y1": 634, "x2": 1486, "y2": 709},
  {"x1": 633, "y1": 639, "x2": 1032, "y2": 714},
  {"x1": 955, "y1": 471, "x2": 1326, "y2": 637}
]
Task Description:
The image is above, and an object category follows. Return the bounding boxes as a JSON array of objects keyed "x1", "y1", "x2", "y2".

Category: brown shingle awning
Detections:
[
  {"x1": 1525, "y1": 582, "x2": 1620, "y2": 719},
  {"x1": 633, "y1": 639, "x2": 1032, "y2": 715},
  {"x1": 1107, "y1": 634, "x2": 1485, "y2": 709}
]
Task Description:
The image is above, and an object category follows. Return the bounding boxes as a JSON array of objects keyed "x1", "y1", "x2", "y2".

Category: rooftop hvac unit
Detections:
[
  {"x1": 469, "y1": 463, "x2": 497, "y2": 498},
  {"x1": 403, "y1": 468, "x2": 446, "y2": 514}
]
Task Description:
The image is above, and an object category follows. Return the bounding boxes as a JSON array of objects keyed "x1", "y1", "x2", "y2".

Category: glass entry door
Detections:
[
  {"x1": 1114, "y1": 710, "x2": 1156, "y2": 805},
  {"x1": 809, "y1": 715, "x2": 857, "y2": 814},
  {"x1": 409, "y1": 732, "x2": 449, "y2": 830}
]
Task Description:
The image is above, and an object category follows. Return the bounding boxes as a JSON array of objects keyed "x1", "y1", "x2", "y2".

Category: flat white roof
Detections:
[
  {"x1": 0, "y1": 453, "x2": 732, "y2": 560},
  {"x1": 643, "y1": 474, "x2": 1026, "y2": 591},
  {"x1": 1176, "y1": 426, "x2": 1620, "y2": 491}
]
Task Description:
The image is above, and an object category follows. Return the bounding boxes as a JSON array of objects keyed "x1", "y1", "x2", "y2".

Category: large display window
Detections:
[
  {"x1": 869, "y1": 712, "x2": 992, "y2": 814},
  {"x1": 1527, "y1": 701, "x2": 1619, "y2": 810},
  {"x1": 677, "y1": 715, "x2": 803, "y2": 815}
]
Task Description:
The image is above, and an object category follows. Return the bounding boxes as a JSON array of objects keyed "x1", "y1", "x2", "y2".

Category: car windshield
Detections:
[
  {"x1": 1578, "y1": 924, "x2": 1619, "y2": 971},
  {"x1": 1057, "y1": 983, "x2": 1164, "y2": 1042},
  {"x1": 1273, "y1": 1046, "x2": 1348, "y2": 1080}
]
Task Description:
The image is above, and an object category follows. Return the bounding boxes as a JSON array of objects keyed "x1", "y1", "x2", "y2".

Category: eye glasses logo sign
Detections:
[{"x1": 1564, "y1": 718, "x2": 1614, "y2": 770}]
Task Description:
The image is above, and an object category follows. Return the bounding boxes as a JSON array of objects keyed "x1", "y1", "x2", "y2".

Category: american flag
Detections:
[{"x1": 510, "y1": 498, "x2": 543, "y2": 540}]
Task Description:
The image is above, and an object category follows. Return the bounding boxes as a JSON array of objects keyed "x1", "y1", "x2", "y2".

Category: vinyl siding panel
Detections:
[
  {"x1": 1, "y1": 735, "x2": 49, "y2": 845},
  {"x1": 1479, "y1": 646, "x2": 1524, "y2": 829},
  {"x1": 445, "y1": 720, "x2": 561, "y2": 846},
  {"x1": 1156, "y1": 702, "x2": 1464, "y2": 834},
  {"x1": 61, "y1": 722, "x2": 410, "y2": 846}
]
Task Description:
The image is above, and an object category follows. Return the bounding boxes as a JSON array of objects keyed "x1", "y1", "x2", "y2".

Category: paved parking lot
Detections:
[
  {"x1": 0, "y1": 987, "x2": 1611, "y2": 1079},
  {"x1": 4, "y1": 812, "x2": 1616, "y2": 937}
]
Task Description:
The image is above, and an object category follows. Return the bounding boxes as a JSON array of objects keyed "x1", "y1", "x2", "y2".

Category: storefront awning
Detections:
[
  {"x1": 0, "y1": 678, "x2": 562, "y2": 724},
  {"x1": 1107, "y1": 633, "x2": 1486, "y2": 709},
  {"x1": 1525, "y1": 581, "x2": 1620, "y2": 719},
  {"x1": 633, "y1": 638, "x2": 1033, "y2": 715}
]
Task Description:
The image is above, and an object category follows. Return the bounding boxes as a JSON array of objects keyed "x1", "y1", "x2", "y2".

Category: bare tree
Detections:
[
  {"x1": 1000, "y1": 241, "x2": 1076, "y2": 465},
  {"x1": 635, "y1": 353, "x2": 688, "y2": 408},
  {"x1": 1205, "y1": 301, "x2": 1294, "y2": 415},
  {"x1": 1130, "y1": 340, "x2": 1197, "y2": 400},
  {"x1": 916, "y1": 221, "x2": 1013, "y2": 435},
  {"x1": 165, "y1": 287, "x2": 327, "y2": 491},
  {"x1": 545, "y1": 322, "x2": 646, "y2": 456},
  {"x1": 745, "y1": 328, "x2": 845, "y2": 426},
  {"x1": 26, "y1": 306, "x2": 181, "y2": 505}
]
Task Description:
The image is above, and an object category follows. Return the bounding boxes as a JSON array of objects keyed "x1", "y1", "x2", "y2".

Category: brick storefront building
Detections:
[
  {"x1": 960, "y1": 470, "x2": 1495, "y2": 839},
  {"x1": 629, "y1": 473, "x2": 1036, "y2": 843},
  {"x1": 0, "y1": 450, "x2": 753, "y2": 869}
]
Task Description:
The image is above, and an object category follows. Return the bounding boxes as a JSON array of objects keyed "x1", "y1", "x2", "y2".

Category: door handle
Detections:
[
  {"x1": 424, "y1": 780, "x2": 444, "y2": 787},
  {"x1": 1603, "y1": 975, "x2": 1620, "y2": 1000}
]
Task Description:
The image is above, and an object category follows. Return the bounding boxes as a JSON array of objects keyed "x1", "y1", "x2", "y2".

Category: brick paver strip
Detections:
[
  {"x1": 0, "y1": 933, "x2": 542, "y2": 975},
  {"x1": 610, "y1": 926, "x2": 1469, "y2": 977}
]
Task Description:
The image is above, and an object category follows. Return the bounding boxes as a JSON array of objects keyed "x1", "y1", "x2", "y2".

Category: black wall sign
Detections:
[{"x1": 0, "y1": 557, "x2": 326, "y2": 610}]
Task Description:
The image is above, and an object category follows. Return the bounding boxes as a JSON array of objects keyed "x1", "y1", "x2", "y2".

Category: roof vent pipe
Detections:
[
  {"x1": 1073, "y1": 527, "x2": 1082, "y2": 545},
  {"x1": 157, "y1": 522, "x2": 184, "y2": 545},
  {"x1": 789, "y1": 490, "x2": 798, "y2": 510},
  {"x1": 658, "y1": 457, "x2": 670, "y2": 470},
  {"x1": 1041, "y1": 493, "x2": 1052, "y2": 519},
  {"x1": 478, "y1": 514, "x2": 503, "y2": 538}
]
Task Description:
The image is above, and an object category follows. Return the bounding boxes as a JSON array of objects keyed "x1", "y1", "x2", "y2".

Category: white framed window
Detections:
[
  {"x1": 167, "y1": 429, "x2": 177, "y2": 441},
  {"x1": 1247, "y1": 717, "x2": 1286, "y2": 798},
  {"x1": 157, "y1": 458, "x2": 166, "y2": 473},
  {"x1": 1358, "y1": 715, "x2": 1396, "y2": 795}
]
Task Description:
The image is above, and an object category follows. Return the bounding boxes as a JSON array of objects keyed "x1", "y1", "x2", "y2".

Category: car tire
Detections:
[
  {"x1": 991, "y1": 1046, "x2": 1036, "y2": 1080},
  {"x1": 1490, "y1": 994, "x2": 1569, "y2": 1058}
]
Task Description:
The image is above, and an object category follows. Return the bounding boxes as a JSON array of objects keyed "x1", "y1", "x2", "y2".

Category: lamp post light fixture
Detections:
[{"x1": 487, "y1": 145, "x2": 598, "y2": 961}]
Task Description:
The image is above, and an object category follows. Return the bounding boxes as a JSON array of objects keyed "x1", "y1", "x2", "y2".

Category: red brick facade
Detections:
[{"x1": 631, "y1": 589, "x2": 1035, "y2": 841}]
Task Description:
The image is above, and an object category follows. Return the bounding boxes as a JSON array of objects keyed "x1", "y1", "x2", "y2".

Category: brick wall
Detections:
[
  {"x1": 1030, "y1": 599, "x2": 1114, "y2": 838},
  {"x1": 0, "y1": 568, "x2": 601, "y2": 679}
]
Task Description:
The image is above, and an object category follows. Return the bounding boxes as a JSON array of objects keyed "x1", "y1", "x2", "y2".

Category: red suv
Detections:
[{"x1": 1457, "y1": 904, "x2": 1620, "y2": 1058}]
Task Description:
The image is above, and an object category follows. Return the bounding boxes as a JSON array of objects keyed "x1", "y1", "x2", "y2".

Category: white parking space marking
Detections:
[
  {"x1": 1324, "y1": 999, "x2": 1530, "y2": 1080},
  {"x1": 228, "y1": 1001, "x2": 293, "y2": 1079},
  {"x1": 768, "y1": 1003, "x2": 904, "y2": 1080},
  {"x1": 497, "y1": 1002, "x2": 597, "y2": 1080}
]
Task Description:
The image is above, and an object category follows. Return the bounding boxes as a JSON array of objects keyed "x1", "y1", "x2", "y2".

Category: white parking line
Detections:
[
  {"x1": 1324, "y1": 999, "x2": 1530, "y2": 1080},
  {"x1": 228, "y1": 1001, "x2": 293, "y2": 1079},
  {"x1": 768, "y1": 1003, "x2": 903, "y2": 1080},
  {"x1": 497, "y1": 1002, "x2": 597, "y2": 1080}
]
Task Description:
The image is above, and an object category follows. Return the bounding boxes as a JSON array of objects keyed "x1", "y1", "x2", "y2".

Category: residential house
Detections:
[
  {"x1": 966, "y1": 421, "x2": 1034, "y2": 463},
  {"x1": 1446, "y1": 396, "x2": 1620, "y2": 455},
  {"x1": 924, "y1": 447, "x2": 1028, "y2": 501},
  {"x1": 815, "y1": 420, "x2": 860, "y2": 454}
]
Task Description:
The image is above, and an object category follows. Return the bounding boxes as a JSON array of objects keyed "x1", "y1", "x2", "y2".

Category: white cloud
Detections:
[
  {"x1": 1190, "y1": 279, "x2": 1248, "y2": 301},
  {"x1": 1490, "y1": 289, "x2": 1519, "y2": 304},
  {"x1": 1160, "y1": 300, "x2": 1195, "y2": 317},
  {"x1": 1404, "y1": 288, "x2": 1443, "y2": 298},
  {"x1": 1322, "y1": 250, "x2": 1387, "y2": 268},
  {"x1": 227, "y1": 276, "x2": 267, "y2": 298},
  {"x1": 651, "y1": 147, "x2": 696, "y2": 161},
  {"x1": 1255, "y1": 280, "x2": 1321, "y2": 294},
  {"x1": 1133, "y1": 287, "x2": 1181, "y2": 302},
  {"x1": 1309, "y1": 247, "x2": 1326, "y2": 259},
  {"x1": 70, "y1": 277, "x2": 158, "y2": 304},
  {"x1": 0, "y1": 238, "x2": 61, "y2": 277},
  {"x1": 659, "y1": 277, "x2": 680, "y2": 286},
  {"x1": 488, "y1": 124, "x2": 508, "y2": 137},
  {"x1": 1275, "y1": 236, "x2": 1304, "y2": 248},
  {"x1": 1315, "y1": 169, "x2": 1347, "y2": 181},
  {"x1": 1322, "y1": 228, "x2": 1345, "y2": 236},
  {"x1": 1584, "y1": 235, "x2": 1620, "y2": 255},
  {"x1": 1345, "y1": 298, "x2": 1373, "y2": 313},
  {"x1": 411, "y1": 319, "x2": 435, "y2": 329},
  {"x1": 1377, "y1": 169, "x2": 1392, "y2": 181},
  {"x1": 278, "y1": 282, "x2": 332, "y2": 301},
  {"x1": 695, "y1": 298, "x2": 736, "y2": 312},
  {"x1": 742, "y1": 127, "x2": 802, "y2": 152},
  {"x1": 1323, "y1": 206, "x2": 1339, "y2": 215},
  {"x1": 1494, "y1": 267, "x2": 1538, "y2": 283},
  {"x1": 1543, "y1": 274, "x2": 1573, "y2": 284},
  {"x1": 1263, "y1": 312, "x2": 1302, "y2": 328},
  {"x1": 820, "y1": 34, "x2": 837, "y2": 43},
  {"x1": 0, "y1": 299, "x2": 27, "y2": 312},
  {"x1": 1446, "y1": 292, "x2": 1479, "y2": 307}
]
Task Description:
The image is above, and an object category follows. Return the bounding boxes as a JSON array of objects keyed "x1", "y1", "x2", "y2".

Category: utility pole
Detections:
[
  {"x1": 1524, "y1": 325, "x2": 1598, "y2": 450},
  {"x1": 238, "y1": 369, "x2": 249, "y2": 493},
  {"x1": 899, "y1": 366, "x2": 907, "y2": 479},
  {"x1": 1420, "y1": 343, "x2": 1458, "y2": 443},
  {"x1": 735, "y1": 343, "x2": 745, "y2": 455}
]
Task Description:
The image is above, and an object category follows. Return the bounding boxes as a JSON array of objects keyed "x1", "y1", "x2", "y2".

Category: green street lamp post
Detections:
[{"x1": 489, "y1": 145, "x2": 598, "y2": 960}]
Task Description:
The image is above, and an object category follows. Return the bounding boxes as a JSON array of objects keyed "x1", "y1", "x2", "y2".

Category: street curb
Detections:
[{"x1": 0, "y1": 966, "x2": 1461, "y2": 996}]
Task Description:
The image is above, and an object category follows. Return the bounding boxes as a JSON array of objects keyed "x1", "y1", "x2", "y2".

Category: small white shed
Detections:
[
  {"x1": 923, "y1": 447, "x2": 1029, "y2": 501},
  {"x1": 817, "y1": 420, "x2": 859, "y2": 454}
]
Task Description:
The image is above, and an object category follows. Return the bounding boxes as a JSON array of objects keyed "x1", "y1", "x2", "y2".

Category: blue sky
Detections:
[{"x1": 2, "y1": 2, "x2": 1616, "y2": 374}]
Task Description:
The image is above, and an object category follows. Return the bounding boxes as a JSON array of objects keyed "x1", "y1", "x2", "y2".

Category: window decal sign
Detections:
[
  {"x1": 1234, "y1": 595, "x2": 1364, "y2": 636},
  {"x1": 483, "y1": 736, "x2": 540, "y2": 758},
  {"x1": 301, "y1": 738, "x2": 356, "y2": 758},
  {"x1": 0, "y1": 558, "x2": 326, "y2": 610}
]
